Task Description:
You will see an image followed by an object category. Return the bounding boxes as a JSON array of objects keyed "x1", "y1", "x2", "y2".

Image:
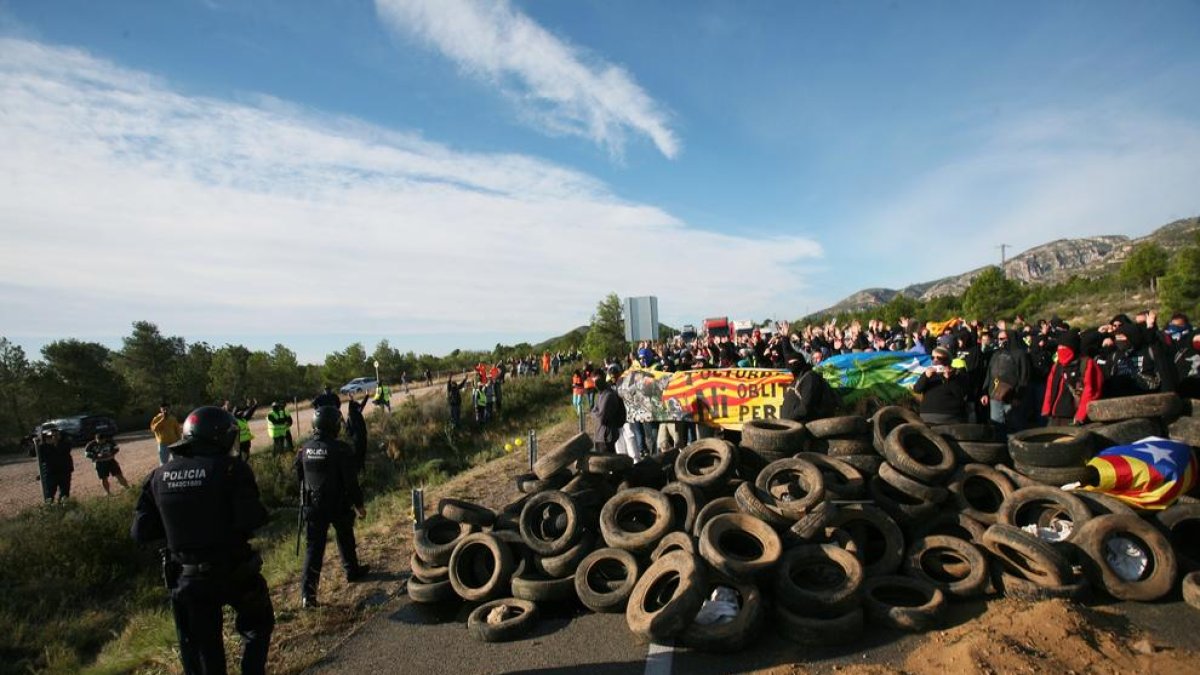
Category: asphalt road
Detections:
[{"x1": 308, "y1": 582, "x2": 1200, "y2": 675}]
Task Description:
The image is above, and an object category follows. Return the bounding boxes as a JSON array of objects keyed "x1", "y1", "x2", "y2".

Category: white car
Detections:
[{"x1": 339, "y1": 377, "x2": 379, "y2": 396}]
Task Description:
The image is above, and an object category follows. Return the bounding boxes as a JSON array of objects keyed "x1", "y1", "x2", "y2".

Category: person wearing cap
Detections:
[
  {"x1": 266, "y1": 402, "x2": 294, "y2": 453},
  {"x1": 913, "y1": 347, "x2": 971, "y2": 424},
  {"x1": 780, "y1": 352, "x2": 837, "y2": 422},
  {"x1": 131, "y1": 406, "x2": 274, "y2": 674},
  {"x1": 33, "y1": 426, "x2": 74, "y2": 504},
  {"x1": 1101, "y1": 321, "x2": 1177, "y2": 398},
  {"x1": 151, "y1": 404, "x2": 183, "y2": 466},
  {"x1": 1042, "y1": 330, "x2": 1103, "y2": 426}
]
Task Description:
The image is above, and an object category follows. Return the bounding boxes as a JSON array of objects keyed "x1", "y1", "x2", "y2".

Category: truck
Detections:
[
  {"x1": 680, "y1": 324, "x2": 697, "y2": 341},
  {"x1": 732, "y1": 320, "x2": 755, "y2": 338},
  {"x1": 703, "y1": 317, "x2": 730, "y2": 339}
]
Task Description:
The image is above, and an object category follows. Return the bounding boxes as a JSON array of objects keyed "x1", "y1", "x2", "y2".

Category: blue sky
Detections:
[{"x1": 2, "y1": 0, "x2": 1199, "y2": 363}]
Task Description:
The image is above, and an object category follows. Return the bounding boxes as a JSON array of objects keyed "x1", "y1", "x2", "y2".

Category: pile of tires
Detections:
[{"x1": 410, "y1": 391, "x2": 1200, "y2": 646}]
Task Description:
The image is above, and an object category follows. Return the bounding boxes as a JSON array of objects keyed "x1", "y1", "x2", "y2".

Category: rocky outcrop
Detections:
[{"x1": 814, "y1": 218, "x2": 1199, "y2": 317}]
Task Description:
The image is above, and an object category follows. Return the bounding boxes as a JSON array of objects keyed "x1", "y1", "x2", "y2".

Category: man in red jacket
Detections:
[{"x1": 1042, "y1": 331, "x2": 1103, "y2": 426}]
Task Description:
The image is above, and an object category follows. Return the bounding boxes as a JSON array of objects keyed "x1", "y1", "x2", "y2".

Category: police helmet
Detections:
[
  {"x1": 171, "y1": 406, "x2": 239, "y2": 456},
  {"x1": 313, "y1": 405, "x2": 343, "y2": 439}
]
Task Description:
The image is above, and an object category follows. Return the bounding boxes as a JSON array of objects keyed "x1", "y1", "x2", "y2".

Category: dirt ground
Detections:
[{"x1": 0, "y1": 383, "x2": 443, "y2": 519}]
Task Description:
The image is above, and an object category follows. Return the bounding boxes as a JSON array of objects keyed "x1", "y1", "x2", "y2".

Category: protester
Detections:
[
  {"x1": 912, "y1": 347, "x2": 970, "y2": 424},
  {"x1": 1042, "y1": 330, "x2": 1103, "y2": 426},
  {"x1": 83, "y1": 432, "x2": 129, "y2": 494},
  {"x1": 150, "y1": 404, "x2": 183, "y2": 466},
  {"x1": 590, "y1": 372, "x2": 626, "y2": 453}
]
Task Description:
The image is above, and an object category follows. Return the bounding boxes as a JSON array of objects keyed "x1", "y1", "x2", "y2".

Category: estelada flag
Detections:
[{"x1": 1083, "y1": 436, "x2": 1198, "y2": 510}]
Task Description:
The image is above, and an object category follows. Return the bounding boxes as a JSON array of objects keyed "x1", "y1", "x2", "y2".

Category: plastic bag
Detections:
[
  {"x1": 1021, "y1": 519, "x2": 1073, "y2": 543},
  {"x1": 1105, "y1": 535, "x2": 1148, "y2": 582},
  {"x1": 692, "y1": 586, "x2": 740, "y2": 626}
]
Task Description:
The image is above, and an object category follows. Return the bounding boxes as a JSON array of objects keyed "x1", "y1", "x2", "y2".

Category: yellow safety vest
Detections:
[
  {"x1": 267, "y1": 410, "x2": 289, "y2": 438},
  {"x1": 237, "y1": 418, "x2": 253, "y2": 442},
  {"x1": 374, "y1": 385, "x2": 390, "y2": 403}
]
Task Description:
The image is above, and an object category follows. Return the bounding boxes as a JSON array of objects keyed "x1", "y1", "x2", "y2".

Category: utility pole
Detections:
[{"x1": 997, "y1": 244, "x2": 1011, "y2": 273}]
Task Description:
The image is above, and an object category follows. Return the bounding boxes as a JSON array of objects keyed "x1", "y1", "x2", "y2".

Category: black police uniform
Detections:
[
  {"x1": 295, "y1": 433, "x2": 365, "y2": 602},
  {"x1": 345, "y1": 397, "x2": 368, "y2": 472},
  {"x1": 35, "y1": 434, "x2": 73, "y2": 502},
  {"x1": 132, "y1": 437, "x2": 275, "y2": 674}
]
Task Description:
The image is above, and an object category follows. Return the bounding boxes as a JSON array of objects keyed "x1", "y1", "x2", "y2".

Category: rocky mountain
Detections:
[{"x1": 815, "y1": 217, "x2": 1200, "y2": 316}]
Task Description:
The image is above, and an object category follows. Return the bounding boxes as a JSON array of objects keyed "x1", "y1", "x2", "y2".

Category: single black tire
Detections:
[
  {"x1": 415, "y1": 515, "x2": 476, "y2": 567},
  {"x1": 949, "y1": 464, "x2": 1014, "y2": 525},
  {"x1": 733, "y1": 481, "x2": 792, "y2": 529},
  {"x1": 1008, "y1": 427, "x2": 1094, "y2": 468},
  {"x1": 741, "y1": 419, "x2": 809, "y2": 459},
  {"x1": 862, "y1": 575, "x2": 945, "y2": 632},
  {"x1": 829, "y1": 504, "x2": 905, "y2": 577},
  {"x1": 981, "y1": 523, "x2": 1072, "y2": 587},
  {"x1": 535, "y1": 530, "x2": 596, "y2": 579},
  {"x1": 625, "y1": 551, "x2": 707, "y2": 641},
  {"x1": 1012, "y1": 462, "x2": 1093, "y2": 487},
  {"x1": 1090, "y1": 418, "x2": 1162, "y2": 449},
  {"x1": 517, "y1": 471, "x2": 569, "y2": 495},
  {"x1": 815, "y1": 437, "x2": 876, "y2": 457},
  {"x1": 438, "y1": 498, "x2": 496, "y2": 528},
  {"x1": 786, "y1": 500, "x2": 838, "y2": 543},
  {"x1": 1182, "y1": 571, "x2": 1200, "y2": 610},
  {"x1": 1168, "y1": 416, "x2": 1200, "y2": 447},
  {"x1": 883, "y1": 424, "x2": 957, "y2": 483},
  {"x1": 1074, "y1": 490, "x2": 1138, "y2": 518},
  {"x1": 467, "y1": 598, "x2": 539, "y2": 643},
  {"x1": 996, "y1": 485, "x2": 1093, "y2": 540},
  {"x1": 519, "y1": 490, "x2": 581, "y2": 557},
  {"x1": 995, "y1": 464, "x2": 1040, "y2": 489},
  {"x1": 511, "y1": 572, "x2": 577, "y2": 603},
  {"x1": 806, "y1": 416, "x2": 870, "y2": 438},
  {"x1": 677, "y1": 574, "x2": 765, "y2": 653},
  {"x1": 911, "y1": 511, "x2": 987, "y2": 544},
  {"x1": 693, "y1": 496, "x2": 740, "y2": 538},
  {"x1": 933, "y1": 423, "x2": 994, "y2": 442},
  {"x1": 878, "y1": 461, "x2": 949, "y2": 504},
  {"x1": 575, "y1": 547, "x2": 640, "y2": 613},
  {"x1": 954, "y1": 440, "x2": 1010, "y2": 465},
  {"x1": 651, "y1": 531, "x2": 698, "y2": 562},
  {"x1": 675, "y1": 439, "x2": 738, "y2": 491},
  {"x1": 579, "y1": 452, "x2": 635, "y2": 475},
  {"x1": 600, "y1": 488, "x2": 674, "y2": 555},
  {"x1": 410, "y1": 551, "x2": 449, "y2": 583},
  {"x1": 1072, "y1": 514, "x2": 1178, "y2": 601},
  {"x1": 448, "y1": 532, "x2": 516, "y2": 602},
  {"x1": 661, "y1": 482, "x2": 700, "y2": 533},
  {"x1": 1086, "y1": 393, "x2": 1182, "y2": 422},
  {"x1": 755, "y1": 458, "x2": 826, "y2": 519},
  {"x1": 839, "y1": 454, "x2": 884, "y2": 475},
  {"x1": 904, "y1": 535, "x2": 989, "y2": 598},
  {"x1": 795, "y1": 452, "x2": 865, "y2": 500},
  {"x1": 998, "y1": 572, "x2": 1090, "y2": 602},
  {"x1": 408, "y1": 577, "x2": 457, "y2": 604},
  {"x1": 867, "y1": 473, "x2": 941, "y2": 524},
  {"x1": 774, "y1": 543, "x2": 864, "y2": 615},
  {"x1": 1156, "y1": 504, "x2": 1200, "y2": 572},
  {"x1": 534, "y1": 432, "x2": 592, "y2": 479},
  {"x1": 871, "y1": 406, "x2": 922, "y2": 454},
  {"x1": 699, "y1": 513, "x2": 784, "y2": 581},
  {"x1": 775, "y1": 604, "x2": 864, "y2": 646}
]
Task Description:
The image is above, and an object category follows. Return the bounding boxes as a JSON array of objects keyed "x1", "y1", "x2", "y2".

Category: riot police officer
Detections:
[
  {"x1": 295, "y1": 405, "x2": 369, "y2": 607},
  {"x1": 131, "y1": 406, "x2": 275, "y2": 674}
]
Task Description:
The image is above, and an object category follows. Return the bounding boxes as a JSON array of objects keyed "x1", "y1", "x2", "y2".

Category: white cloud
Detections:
[
  {"x1": 373, "y1": 0, "x2": 680, "y2": 159},
  {"x1": 851, "y1": 107, "x2": 1200, "y2": 286},
  {"x1": 0, "y1": 38, "x2": 818, "y2": 343}
]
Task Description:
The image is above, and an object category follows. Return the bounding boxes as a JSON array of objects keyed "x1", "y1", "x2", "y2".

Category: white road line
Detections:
[{"x1": 645, "y1": 640, "x2": 674, "y2": 675}]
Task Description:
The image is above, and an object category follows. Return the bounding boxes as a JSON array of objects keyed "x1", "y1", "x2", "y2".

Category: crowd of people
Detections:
[{"x1": 584, "y1": 311, "x2": 1200, "y2": 458}]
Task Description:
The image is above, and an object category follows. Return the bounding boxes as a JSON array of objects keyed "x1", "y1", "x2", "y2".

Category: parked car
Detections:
[
  {"x1": 339, "y1": 377, "x2": 379, "y2": 396},
  {"x1": 34, "y1": 414, "x2": 119, "y2": 447}
]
